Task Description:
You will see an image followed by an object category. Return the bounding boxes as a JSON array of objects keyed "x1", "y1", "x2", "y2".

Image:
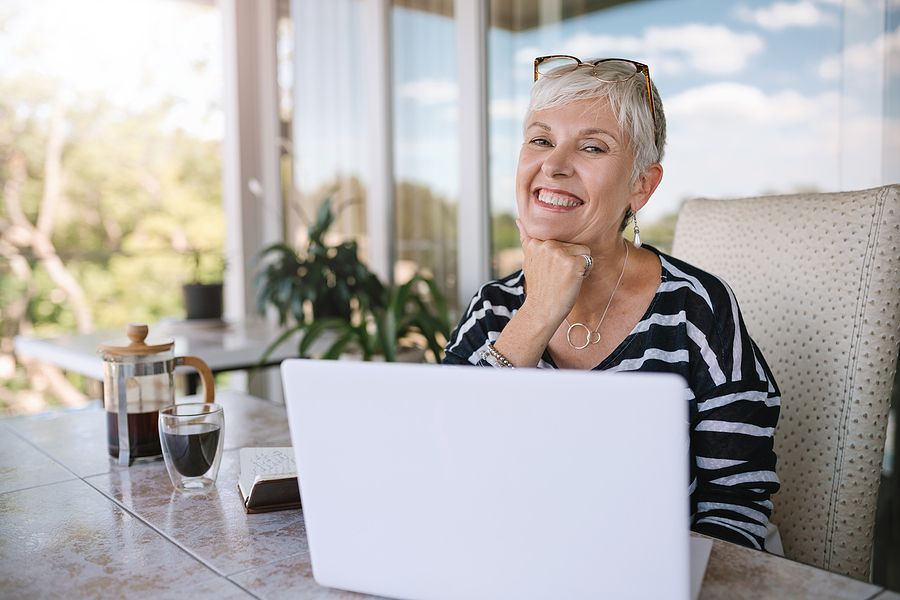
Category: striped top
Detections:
[{"x1": 443, "y1": 246, "x2": 781, "y2": 550}]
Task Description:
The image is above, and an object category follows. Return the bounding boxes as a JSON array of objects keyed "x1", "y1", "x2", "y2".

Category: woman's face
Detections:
[{"x1": 516, "y1": 98, "x2": 641, "y2": 249}]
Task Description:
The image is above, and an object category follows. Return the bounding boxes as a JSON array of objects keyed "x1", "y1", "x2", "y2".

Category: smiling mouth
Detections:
[{"x1": 536, "y1": 190, "x2": 583, "y2": 207}]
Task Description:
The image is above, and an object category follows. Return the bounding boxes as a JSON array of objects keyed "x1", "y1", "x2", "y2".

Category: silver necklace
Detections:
[{"x1": 564, "y1": 240, "x2": 629, "y2": 350}]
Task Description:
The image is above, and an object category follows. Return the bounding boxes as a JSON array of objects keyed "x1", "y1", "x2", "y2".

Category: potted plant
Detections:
[
  {"x1": 253, "y1": 193, "x2": 450, "y2": 363},
  {"x1": 182, "y1": 247, "x2": 225, "y2": 321},
  {"x1": 292, "y1": 273, "x2": 450, "y2": 362}
]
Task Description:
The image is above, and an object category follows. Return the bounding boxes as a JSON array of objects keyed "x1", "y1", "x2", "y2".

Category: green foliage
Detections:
[
  {"x1": 1, "y1": 76, "x2": 224, "y2": 338},
  {"x1": 254, "y1": 195, "x2": 451, "y2": 363},
  {"x1": 0, "y1": 5, "x2": 225, "y2": 414},
  {"x1": 395, "y1": 180, "x2": 457, "y2": 252},
  {"x1": 627, "y1": 209, "x2": 680, "y2": 255},
  {"x1": 27, "y1": 266, "x2": 68, "y2": 329},
  {"x1": 293, "y1": 274, "x2": 451, "y2": 362},
  {"x1": 394, "y1": 180, "x2": 459, "y2": 308},
  {"x1": 492, "y1": 212, "x2": 520, "y2": 251},
  {"x1": 253, "y1": 194, "x2": 385, "y2": 326}
]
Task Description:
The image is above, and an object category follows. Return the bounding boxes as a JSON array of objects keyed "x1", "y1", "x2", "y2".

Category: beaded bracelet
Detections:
[{"x1": 481, "y1": 343, "x2": 515, "y2": 369}]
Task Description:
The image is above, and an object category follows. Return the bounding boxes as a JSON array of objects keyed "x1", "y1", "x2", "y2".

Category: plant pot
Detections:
[{"x1": 183, "y1": 283, "x2": 223, "y2": 321}]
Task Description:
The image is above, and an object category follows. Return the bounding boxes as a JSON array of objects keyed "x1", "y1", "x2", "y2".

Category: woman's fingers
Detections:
[
  {"x1": 524, "y1": 240, "x2": 592, "y2": 282},
  {"x1": 518, "y1": 226, "x2": 592, "y2": 281},
  {"x1": 516, "y1": 218, "x2": 529, "y2": 245},
  {"x1": 517, "y1": 230, "x2": 593, "y2": 323}
]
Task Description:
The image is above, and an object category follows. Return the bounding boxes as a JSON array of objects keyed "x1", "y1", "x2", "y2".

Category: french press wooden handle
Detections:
[{"x1": 175, "y1": 356, "x2": 215, "y2": 404}]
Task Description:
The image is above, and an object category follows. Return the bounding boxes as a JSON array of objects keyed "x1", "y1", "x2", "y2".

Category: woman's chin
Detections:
[{"x1": 529, "y1": 225, "x2": 577, "y2": 243}]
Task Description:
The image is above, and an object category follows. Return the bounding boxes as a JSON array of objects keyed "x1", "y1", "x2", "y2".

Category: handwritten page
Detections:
[{"x1": 238, "y1": 447, "x2": 297, "y2": 499}]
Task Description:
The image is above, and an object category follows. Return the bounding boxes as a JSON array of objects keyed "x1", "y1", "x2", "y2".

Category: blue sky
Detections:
[
  {"x1": 488, "y1": 0, "x2": 847, "y2": 220},
  {"x1": 392, "y1": 0, "x2": 896, "y2": 222}
]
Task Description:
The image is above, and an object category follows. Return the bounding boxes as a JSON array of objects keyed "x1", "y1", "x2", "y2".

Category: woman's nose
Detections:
[{"x1": 541, "y1": 145, "x2": 574, "y2": 178}]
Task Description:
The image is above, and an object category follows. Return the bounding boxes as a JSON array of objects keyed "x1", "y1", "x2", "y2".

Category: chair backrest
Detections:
[{"x1": 671, "y1": 184, "x2": 900, "y2": 580}]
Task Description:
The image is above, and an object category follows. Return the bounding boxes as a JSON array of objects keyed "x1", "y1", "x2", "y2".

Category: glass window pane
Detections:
[
  {"x1": 392, "y1": 1, "x2": 458, "y2": 307},
  {"x1": 488, "y1": 0, "x2": 844, "y2": 276},
  {"x1": 888, "y1": 3, "x2": 900, "y2": 185}
]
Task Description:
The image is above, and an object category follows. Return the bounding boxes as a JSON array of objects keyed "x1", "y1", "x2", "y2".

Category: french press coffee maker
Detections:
[{"x1": 100, "y1": 324, "x2": 215, "y2": 466}]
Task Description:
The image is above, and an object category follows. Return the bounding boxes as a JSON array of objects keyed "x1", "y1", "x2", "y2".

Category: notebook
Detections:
[{"x1": 281, "y1": 358, "x2": 694, "y2": 600}]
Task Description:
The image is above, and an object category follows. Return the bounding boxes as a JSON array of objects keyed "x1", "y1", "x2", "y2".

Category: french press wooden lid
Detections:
[{"x1": 99, "y1": 324, "x2": 174, "y2": 357}]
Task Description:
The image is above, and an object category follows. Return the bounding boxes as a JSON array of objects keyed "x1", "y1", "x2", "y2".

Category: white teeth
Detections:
[{"x1": 537, "y1": 191, "x2": 581, "y2": 207}]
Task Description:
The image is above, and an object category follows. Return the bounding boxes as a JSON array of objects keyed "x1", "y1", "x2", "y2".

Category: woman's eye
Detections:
[
  {"x1": 583, "y1": 144, "x2": 606, "y2": 154},
  {"x1": 529, "y1": 137, "x2": 551, "y2": 147}
]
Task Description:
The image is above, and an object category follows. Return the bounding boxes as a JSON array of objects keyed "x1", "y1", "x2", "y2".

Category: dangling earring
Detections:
[{"x1": 633, "y1": 213, "x2": 642, "y2": 249}]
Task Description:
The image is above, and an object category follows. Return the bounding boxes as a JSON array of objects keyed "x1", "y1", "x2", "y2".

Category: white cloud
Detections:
[
  {"x1": 438, "y1": 105, "x2": 459, "y2": 122},
  {"x1": 394, "y1": 137, "x2": 459, "y2": 196},
  {"x1": 641, "y1": 82, "x2": 842, "y2": 221},
  {"x1": 399, "y1": 78, "x2": 457, "y2": 105},
  {"x1": 517, "y1": 24, "x2": 765, "y2": 77},
  {"x1": 818, "y1": 25, "x2": 900, "y2": 80},
  {"x1": 839, "y1": 112, "x2": 889, "y2": 189},
  {"x1": 817, "y1": 55, "x2": 841, "y2": 80},
  {"x1": 666, "y1": 82, "x2": 830, "y2": 124},
  {"x1": 842, "y1": 0, "x2": 888, "y2": 17},
  {"x1": 515, "y1": 46, "x2": 541, "y2": 69},
  {"x1": 736, "y1": 1, "x2": 832, "y2": 31},
  {"x1": 489, "y1": 97, "x2": 528, "y2": 120},
  {"x1": 644, "y1": 24, "x2": 765, "y2": 75},
  {"x1": 563, "y1": 32, "x2": 644, "y2": 58}
]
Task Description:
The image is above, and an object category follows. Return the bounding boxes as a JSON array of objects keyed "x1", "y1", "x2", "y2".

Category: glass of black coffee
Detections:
[{"x1": 159, "y1": 403, "x2": 225, "y2": 492}]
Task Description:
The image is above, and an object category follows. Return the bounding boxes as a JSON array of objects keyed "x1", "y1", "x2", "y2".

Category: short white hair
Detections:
[{"x1": 524, "y1": 59, "x2": 666, "y2": 187}]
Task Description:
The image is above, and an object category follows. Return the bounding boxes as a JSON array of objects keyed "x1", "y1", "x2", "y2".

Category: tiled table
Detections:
[{"x1": 0, "y1": 392, "x2": 895, "y2": 600}]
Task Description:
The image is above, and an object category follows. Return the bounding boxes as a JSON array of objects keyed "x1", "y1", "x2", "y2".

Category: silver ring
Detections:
[{"x1": 581, "y1": 254, "x2": 593, "y2": 276}]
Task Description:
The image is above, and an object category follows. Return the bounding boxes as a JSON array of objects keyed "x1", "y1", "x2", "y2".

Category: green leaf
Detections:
[
  {"x1": 252, "y1": 324, "x2": 305, "y2": 376},
  {"x1": 297, "y1": 317, "x2": 347, "y2": 357},
  {"x1": 318, "y1": 328, "x2": 353, "y2": 360},
  {"x1": 374, "y1": 308, "x2": 397, "y2": 362},
  {"x1": 308, "y1": 195, "x2": 336, "y2": 244}
]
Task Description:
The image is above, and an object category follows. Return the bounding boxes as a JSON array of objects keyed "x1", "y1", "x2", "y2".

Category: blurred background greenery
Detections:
[{"x1": 0, "y1": 0, "x2": 225, "y2": 416}]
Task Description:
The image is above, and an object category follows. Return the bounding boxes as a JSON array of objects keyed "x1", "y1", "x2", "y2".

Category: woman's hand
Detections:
[
  {"x1": 516, "y1": 218, "x2": 591, "y2": 326},
  {"x1": 489, "y1": 219, "x2": 592, "y2": 368}
]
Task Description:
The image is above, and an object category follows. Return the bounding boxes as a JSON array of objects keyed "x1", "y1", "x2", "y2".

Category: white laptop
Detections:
[{"x1": 281, "y1": 358, "x2": 697, "y2": 600}]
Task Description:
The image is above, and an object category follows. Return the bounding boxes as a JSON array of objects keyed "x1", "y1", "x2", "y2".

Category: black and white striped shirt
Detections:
[{"x1": 443, "y1": 246, "x2": 781, "y2": 550}]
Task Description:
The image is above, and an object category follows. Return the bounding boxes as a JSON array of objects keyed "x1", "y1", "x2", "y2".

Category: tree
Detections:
[{"x1": 0, "y1": 76, "x2": 223, "y2": 416}]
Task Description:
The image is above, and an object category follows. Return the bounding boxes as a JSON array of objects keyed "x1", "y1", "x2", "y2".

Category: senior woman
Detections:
[{"x1": 443, "y1": 56, "x2": 780, "y2": 551}]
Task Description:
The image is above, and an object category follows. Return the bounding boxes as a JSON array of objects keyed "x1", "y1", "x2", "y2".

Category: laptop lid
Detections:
[{"x1": 281, "y1": 358, "x2": 690, "y2": 600}]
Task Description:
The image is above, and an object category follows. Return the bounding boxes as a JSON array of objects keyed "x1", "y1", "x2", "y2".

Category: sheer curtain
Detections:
[{"x1": 290, "y1": 0, "x2": 369, "y2": 251}]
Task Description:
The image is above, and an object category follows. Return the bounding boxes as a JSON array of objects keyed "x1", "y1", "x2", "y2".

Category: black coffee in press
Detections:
[{"x1": 107, "y1": 411, "x2": 162, "y2": 461}]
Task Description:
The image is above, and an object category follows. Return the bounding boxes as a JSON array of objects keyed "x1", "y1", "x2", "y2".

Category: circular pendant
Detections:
[
  {"x1": 566, "y1": 322, "x2": 591, "y2": 350},
  {"x1": 588, "y1": 330, "x2": 602, "y2": 345}
]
